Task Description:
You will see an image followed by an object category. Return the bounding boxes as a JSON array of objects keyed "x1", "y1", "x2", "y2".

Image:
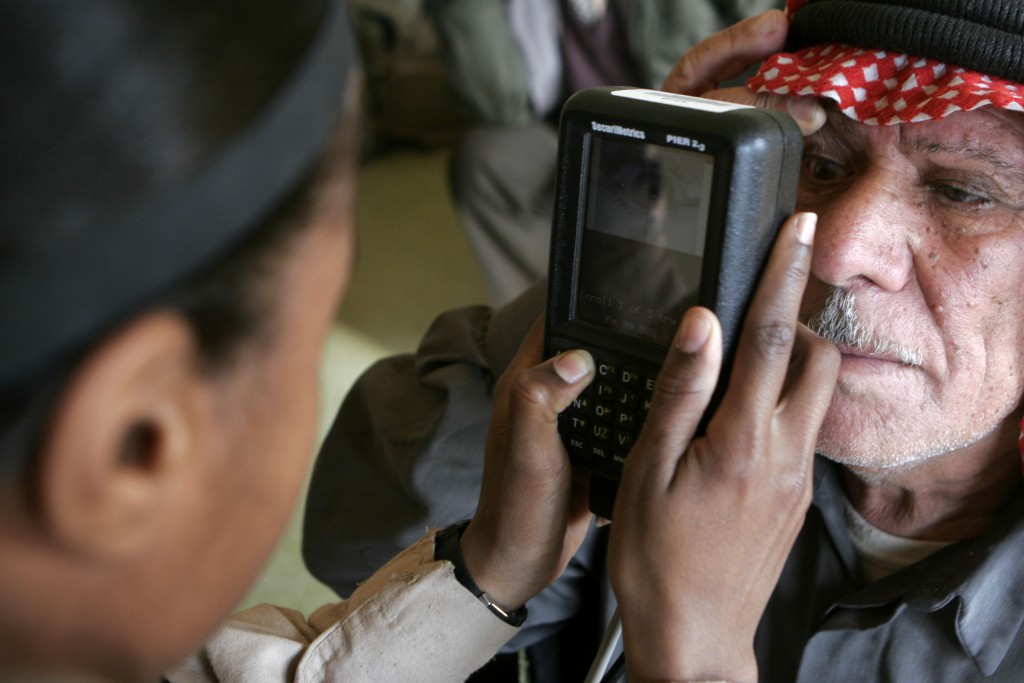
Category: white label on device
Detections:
[{"x1": 611, "y1": 88, "x2": 751, "y2": 112}]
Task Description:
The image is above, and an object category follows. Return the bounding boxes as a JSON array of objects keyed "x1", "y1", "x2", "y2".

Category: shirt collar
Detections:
[{"x1": 813, "y1": 457, "x2": 1024, "y2": 676}]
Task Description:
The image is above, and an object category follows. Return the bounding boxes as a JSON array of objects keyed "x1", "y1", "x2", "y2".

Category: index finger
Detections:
[
  {"x1": 661, "y1": 10, "x2": 826, "y2": 135},
  {"x1": 627, "y1": 306, "x2": 723, "y2": 480},
  {"x1": 661, "y1": 10, "x2": 788, "y2": 96},
  {"x1": 716, "y1": 212, "x2": 817, "y2": 421}
]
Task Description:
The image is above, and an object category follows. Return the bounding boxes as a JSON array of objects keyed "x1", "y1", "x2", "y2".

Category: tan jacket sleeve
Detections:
[{"x1": 166, "y1": 532, "x2": 518, "y2": 683}]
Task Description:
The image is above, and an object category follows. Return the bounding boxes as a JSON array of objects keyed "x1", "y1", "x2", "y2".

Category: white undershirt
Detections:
[{"x1": 843, "y1": 498, "x2": 953, "y2": 582}]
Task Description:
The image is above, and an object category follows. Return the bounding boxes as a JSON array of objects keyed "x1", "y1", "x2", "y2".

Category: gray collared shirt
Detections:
[{"x1": 765, "y1": 458, "x2": 1024, "y2": 681}]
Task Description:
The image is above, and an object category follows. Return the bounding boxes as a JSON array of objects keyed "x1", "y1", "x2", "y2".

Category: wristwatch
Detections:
[{"x1": 434, "y1": 520, "x2": 528, "y2": 627}]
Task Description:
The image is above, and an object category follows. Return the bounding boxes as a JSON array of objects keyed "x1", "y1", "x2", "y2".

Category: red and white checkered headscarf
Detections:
[{"x1": 747, "y1": 0, "x2": 1024, "y2": 125}]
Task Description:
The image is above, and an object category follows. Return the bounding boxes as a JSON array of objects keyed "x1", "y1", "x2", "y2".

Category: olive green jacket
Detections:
[{"x1": 428, "y1": 0, "x2": 782, "y2": 124}]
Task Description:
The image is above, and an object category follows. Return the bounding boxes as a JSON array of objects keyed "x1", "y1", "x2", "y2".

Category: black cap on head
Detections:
[
  {"x1": 0, "y1": 0, "x2": 355, "y2": 391},
  {"x1": 787, "y1": 0, "x2": 1024, "y2": 83}
]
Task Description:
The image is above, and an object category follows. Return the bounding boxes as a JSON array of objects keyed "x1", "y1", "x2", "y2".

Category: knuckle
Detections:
[
  {"x1": 775, "y1": 461, "x2": 813, "y2": 496},
  {"x1": 506, "y1": 368, "x2": 551, "y2": 410},
  {"x1": 776, "y1": 467, "x2": 815, "y2": 513},
  {"x1": 717, "y1": 448, "x2": 760, "y2": 481},
  {"x1": 752, "y1": 321, "x2": 795, "y2": 355},
  {"x1": 726, "y1": 448, "x2": 812, "y2": 502},
  {"x1": 670, "y1": 54, "x2": 711, "y2": 94},
  {"x1": 655, "y1": 374, "x2": 707, "y2": 402},
  {"x1": 724, "y1": 21, "x2": 745, "y2": 52},
  {"x1": 655, "y1": 355, "x2": 714, "y2": 402}
]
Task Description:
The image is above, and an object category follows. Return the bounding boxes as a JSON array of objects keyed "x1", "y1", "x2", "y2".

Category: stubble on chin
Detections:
[
  {"x1": 801, "y1": 286, "x2": 1006, "y2": 471},
  {"x1": 813, "y1": 385, "x2": 1009, "y2": 474}
]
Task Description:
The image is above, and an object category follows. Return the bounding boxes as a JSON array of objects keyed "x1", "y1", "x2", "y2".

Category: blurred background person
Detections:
[{"x1": 429, "y1": 0, "x2": 783, "y2": 304}]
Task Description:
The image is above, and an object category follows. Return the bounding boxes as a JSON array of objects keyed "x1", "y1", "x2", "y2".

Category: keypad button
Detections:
[
  {"x1": 571, "y1": 395, "x2": 590, "y2": 411},
  {"x1": 568, "y1": 415, "x2": 588, "y2": 432},
  {"x1": 620, "y1": 368, "x2": 640, "y2": 388}
]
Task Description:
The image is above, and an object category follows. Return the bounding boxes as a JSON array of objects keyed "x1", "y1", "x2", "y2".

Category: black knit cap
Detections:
[
  {"x1": 787, "y1": 0, "x2": 1024, "y2": 84},
  {"x1": 0, "y1": 0, "x2": 355, "y2": 391}
]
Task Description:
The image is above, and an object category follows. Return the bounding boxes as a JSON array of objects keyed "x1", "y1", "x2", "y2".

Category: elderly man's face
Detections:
[{"x1": 798, "y1": 106, "x2": 1024, "y2": 470}]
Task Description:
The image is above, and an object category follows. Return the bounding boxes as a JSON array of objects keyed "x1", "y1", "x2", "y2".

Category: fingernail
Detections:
[
  {"x1": 554, "y1": 349, "x2": 593, "y2": 384},
  {"x1": 677, "y1": 309, "x2": 712, "y2": 353},
  {"x1": 787, "y1": 96, "x2": 820, "y2": 123},
  {"x1": 794, "y1": 212, "x2": 817, "y2": 246}
]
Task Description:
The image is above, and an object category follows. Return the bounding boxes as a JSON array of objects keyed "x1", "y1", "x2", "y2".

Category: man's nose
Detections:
[{"x1": 810, "y1": 169, "x2": 915, "y2": 293}]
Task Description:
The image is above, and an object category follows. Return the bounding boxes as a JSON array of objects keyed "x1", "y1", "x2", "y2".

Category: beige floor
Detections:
[{"x1": 238, "y1": 145, "x2": 491, "y2": 613}]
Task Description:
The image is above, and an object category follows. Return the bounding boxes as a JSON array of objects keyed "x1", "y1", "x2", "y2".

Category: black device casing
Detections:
[{"x1": 544, "y1": 87, "x2": 803, "y2": 519}]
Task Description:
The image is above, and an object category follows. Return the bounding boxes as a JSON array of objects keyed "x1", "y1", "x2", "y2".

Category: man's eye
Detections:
[
  {"x1": 933, "y1": 183, "x2": 990, "y2": 207},
  {"x1": 801, "y1": 156, "x2": 847, "y2": 184}
]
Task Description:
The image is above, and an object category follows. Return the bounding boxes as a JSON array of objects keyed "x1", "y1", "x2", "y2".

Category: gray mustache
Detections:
[{"x1": 803, "y1": 288, "x2": 924, "y2": 366}]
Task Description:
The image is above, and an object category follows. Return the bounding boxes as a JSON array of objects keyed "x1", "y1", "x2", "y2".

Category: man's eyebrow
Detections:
[{"x1": 900, "y1": 136, "x2": 1024, "y2": 179}]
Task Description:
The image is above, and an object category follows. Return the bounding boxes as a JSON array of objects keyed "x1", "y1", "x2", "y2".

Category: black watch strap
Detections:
[{"x1": 434, "y1": 520, "x2": 528, "y2": 627}]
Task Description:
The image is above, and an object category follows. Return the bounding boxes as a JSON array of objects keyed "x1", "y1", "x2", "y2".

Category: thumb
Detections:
[
  {"x1": 501, "y1": 349, "x2": 595, "y2": 440},
  {"x1": 486, "y1": 347, "x2": 594, "y2": 502},
  {"x1": 471, "y1": 347, "x2": 595, "y2": 606},
  {"x1": 491, "y1": 313, "x2": 595, "y2": 421}
]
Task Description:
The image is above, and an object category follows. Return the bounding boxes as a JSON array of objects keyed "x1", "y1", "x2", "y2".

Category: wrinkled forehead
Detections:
[
  {"x1": 805, "y1": 104, "x2": 1024, "y2": 212},
  {"x1": 749, "y1": 0, "x2": 1024, "y2": 126},
  {"x1": 809, "y1": 102, "x2": 1024, "y2": 176}
]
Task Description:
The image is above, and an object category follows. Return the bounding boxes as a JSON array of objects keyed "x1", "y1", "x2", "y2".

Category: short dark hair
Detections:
[
  {"x1": 0, "y1": 0, "x2": 357, "y2": 482},
  {"x1": 159, "y1": 137, "x2": 348, "y2": 375}
]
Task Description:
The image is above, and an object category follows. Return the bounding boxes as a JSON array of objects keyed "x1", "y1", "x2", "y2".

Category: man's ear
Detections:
[{"x1": 37, "y1": 311, "x2": 212, "y2": 559}]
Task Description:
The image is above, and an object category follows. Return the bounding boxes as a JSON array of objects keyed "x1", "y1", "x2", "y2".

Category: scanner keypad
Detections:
[{"x1": 555, "y1": 348, "x2": 657, "y2": 476}]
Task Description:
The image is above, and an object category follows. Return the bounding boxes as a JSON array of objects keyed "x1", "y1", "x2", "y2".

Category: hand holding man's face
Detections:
[{"x1": 800, "y1": 107, "x2": 1024, "y2": 470}]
